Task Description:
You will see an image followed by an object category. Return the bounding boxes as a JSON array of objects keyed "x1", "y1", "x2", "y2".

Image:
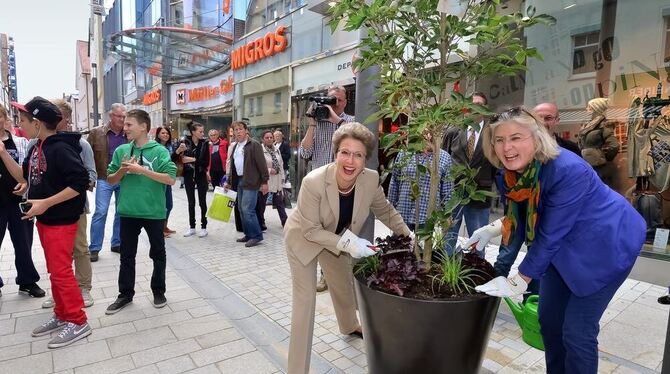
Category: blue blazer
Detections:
[{"x1": 499, "y1": 149, "x2": 645, "y2": 297}]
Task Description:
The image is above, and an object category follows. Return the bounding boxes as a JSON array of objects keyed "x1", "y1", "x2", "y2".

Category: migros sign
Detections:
[{"x1": 231, "y1": 26, "x2": 288, "y2": 70}]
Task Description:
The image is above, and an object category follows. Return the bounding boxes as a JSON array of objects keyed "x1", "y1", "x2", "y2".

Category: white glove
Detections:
[
  {"x1": 475, "y1": 273, "x2": 528, "y2": 297},
  {"x1": 336, "y1": 229, "x2": 377, "y2": 259},
  {"x1": 463, "y1": 219, "x2": 503, "y2": 252}
]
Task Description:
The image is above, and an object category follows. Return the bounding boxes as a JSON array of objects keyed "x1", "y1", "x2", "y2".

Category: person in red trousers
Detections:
[{"x1": 2, "y1": 97, "x2": 91, "y2": 348}]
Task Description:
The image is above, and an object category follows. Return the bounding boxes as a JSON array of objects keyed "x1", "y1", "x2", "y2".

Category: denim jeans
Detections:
[
  {"x1": 165, "y1": 184, "x2": 173, "y2": 221},
  {"x1": 89, "y1": 178, "x2": 121, "y2": 252},
  {"x1": 238, "y1": 187, "x2": 262, "y2": 241},
  {"x1": 445, "y1": 205, "x2": 490, "y2": 257}
]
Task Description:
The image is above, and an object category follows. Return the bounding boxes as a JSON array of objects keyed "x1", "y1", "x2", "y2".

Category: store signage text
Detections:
[
  {"x1": 231, "y1": 26, "x2": 288, "y2": 70},
  {"x1": 175, "y1": 76, "x2": 234, "y2": 104},
  {"x1": 143, "y1": 89, "x2": 161, "y2": 105}
]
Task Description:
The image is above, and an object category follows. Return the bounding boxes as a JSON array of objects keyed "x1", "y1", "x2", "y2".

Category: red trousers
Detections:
[{"x1": 37, "y1": 222, "x2": 87, "y2": 325}]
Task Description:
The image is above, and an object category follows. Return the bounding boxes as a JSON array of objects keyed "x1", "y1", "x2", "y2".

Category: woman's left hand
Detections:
[{"x1": 475, "y1": 272, "x2": 528, "y2": 297}]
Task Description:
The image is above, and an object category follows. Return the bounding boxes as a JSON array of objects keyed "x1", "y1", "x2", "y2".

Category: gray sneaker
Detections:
[
  {"x1": 81, "y1": 288, "x2": 94, "y2": 307},
  {"x1": 41, "y1": 297, "x2": 55, "y2": 309},
  {"x1": 32, "y1": 315, "x2": 66, "y2": 337},
  {"x1": 47, "y1": 322, "x2": 91, "y2": 349}
]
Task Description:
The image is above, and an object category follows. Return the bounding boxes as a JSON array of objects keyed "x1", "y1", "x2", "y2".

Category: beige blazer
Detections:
[
  {"x1": 284, "y1": 163, "x2": 410, "y2": 266},
  {"x1": 263, "y1": 145, "x2": 284, "y2": 193}
]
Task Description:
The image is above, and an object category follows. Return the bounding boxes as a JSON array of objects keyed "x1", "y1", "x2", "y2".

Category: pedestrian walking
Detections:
[
  {"x1": 256, "y1": 130, "x2": 288, "y2": 228},
  {"x1": 176, "y1": 121, "x2": 209, "y2": 238},
  {"x1": 206, "y1": 128, "x2": 228, "y2": 189}
]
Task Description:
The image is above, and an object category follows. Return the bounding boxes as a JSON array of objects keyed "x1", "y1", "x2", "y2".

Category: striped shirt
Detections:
[
  {"x1": 388, "y1": 149, "x2": 454, "y2": 226},
  {"x1": 299, "y1": 113, "x2": 355, "y2": 170}
]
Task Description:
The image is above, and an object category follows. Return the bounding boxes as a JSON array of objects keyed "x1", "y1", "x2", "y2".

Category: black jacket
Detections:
[
  {"x1": 555, "y1": 135, "x2": 581, "y2": 157},
  {"x1": 0, "y1": 134, "x2": 23, "y2": 207},
  {"x1": 180, "y1": 136, "x2": 209, "y2": 176},
  {"x1": 23, "y1": 133, "x2": 88, "y2": 225},
  {"x1": 442, "y1": 125, "x2": 496, "y2": 209},
  {"x1": 278, "y1": 141, "x2": 290, "y2": 170}
]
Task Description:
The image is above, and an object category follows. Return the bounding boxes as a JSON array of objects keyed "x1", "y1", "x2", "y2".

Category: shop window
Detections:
[
  {"x1": 572, "y1": 30, "x2": 600, "y2": 76},
  {"x1": 257, "y1": 96, "x2": 264, "y2": 116},
  {"x1": 248, "y1": 97, "x2": 255, "y2": 116},
  {"x1": 665, "y1": 17, "x2": 670, "y2": 62},
  {"x1": 274, "y1": 92, "x2": 282, "y2": 113}
]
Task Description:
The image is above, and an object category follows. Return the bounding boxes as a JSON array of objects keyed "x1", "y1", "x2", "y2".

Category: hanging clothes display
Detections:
[{"x1": 647, "y1": 116, "x2": 670, "y2": 192}]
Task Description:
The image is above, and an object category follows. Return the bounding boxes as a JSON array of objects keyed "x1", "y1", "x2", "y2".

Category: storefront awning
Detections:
[{"x1": 107, "y1": 26, "x2": 233, "y2": 80}]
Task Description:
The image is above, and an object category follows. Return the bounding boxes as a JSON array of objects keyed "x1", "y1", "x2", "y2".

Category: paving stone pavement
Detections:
[{"x1": 0, "y1": 187, "x2": 668, "y2": 373}]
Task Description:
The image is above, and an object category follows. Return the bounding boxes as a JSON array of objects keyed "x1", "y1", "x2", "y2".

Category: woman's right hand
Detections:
[{"x1": 336, "y1": 229, "x2": 377, "y2": 258}]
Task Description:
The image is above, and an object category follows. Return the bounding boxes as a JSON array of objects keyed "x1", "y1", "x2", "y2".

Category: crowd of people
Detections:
[
  {"x1": 0, "y1": 87, "x2": 666, "y2": 374},
  {"x1": 0, "y1": 97, "x2": 292, "y2": 349}
]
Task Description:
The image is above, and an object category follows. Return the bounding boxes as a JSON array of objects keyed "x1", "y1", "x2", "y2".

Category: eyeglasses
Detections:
[
  {"x1": 337, "y1": 149, "x2": 365, "y2": 161},
  {"x1": 490, "y1": 106, "x2": 533, "y2": 123},
  {"x1": 492, "y1": 134, "x2": 533, "y2": 147}
]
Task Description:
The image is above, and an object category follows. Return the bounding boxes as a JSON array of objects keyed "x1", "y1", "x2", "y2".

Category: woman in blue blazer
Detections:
[{"x1": 464, "y1": 107, "x2": 645, "y2": 374}]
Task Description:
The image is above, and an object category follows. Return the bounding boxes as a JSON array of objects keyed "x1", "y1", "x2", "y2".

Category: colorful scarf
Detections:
[{"x1": 501, "y1": 159, "x2": 541, "y2": 247}]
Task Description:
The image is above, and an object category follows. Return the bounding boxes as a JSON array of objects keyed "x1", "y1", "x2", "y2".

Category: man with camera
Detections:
[{"x1": 299, "y1": 85, "x2": 355, "y2": 292}]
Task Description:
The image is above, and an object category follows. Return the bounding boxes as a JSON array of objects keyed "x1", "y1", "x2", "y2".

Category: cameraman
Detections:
[
  {"x1": 299, "y1": 85, "x2": 354, "y2": 292},
  {"x1": 300, "y1": 85, "x2": 355, "y2": 170}
]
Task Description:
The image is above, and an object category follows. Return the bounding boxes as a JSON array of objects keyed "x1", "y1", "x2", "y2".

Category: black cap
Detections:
[{"x1": 11, "y1": 96, "x2": 63, "y2": 125}]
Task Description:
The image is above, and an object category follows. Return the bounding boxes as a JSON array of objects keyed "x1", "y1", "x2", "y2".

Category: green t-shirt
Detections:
[{"x1": 108, "y1": 140, "x2": 177, "y2": 219}]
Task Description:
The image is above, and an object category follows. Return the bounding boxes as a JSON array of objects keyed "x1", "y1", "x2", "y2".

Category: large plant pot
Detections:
[{"x1": 355, "y1": 276, "x2": 501, "y2": 374}]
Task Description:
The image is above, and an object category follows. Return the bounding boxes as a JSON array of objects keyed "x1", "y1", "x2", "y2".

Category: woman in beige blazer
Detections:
[{"x1": 284, "y1": 123, "x2": 410, "y2": 374}]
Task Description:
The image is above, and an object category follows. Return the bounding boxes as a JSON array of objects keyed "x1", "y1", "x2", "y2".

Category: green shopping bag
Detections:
[{"x1": 208, "y1": 187, "x2": 237, "y2": 222}]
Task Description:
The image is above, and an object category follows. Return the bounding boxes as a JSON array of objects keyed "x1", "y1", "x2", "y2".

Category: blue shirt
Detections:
[{"x1": 388, "y1": 149, "x2": 454, "y2": 226}]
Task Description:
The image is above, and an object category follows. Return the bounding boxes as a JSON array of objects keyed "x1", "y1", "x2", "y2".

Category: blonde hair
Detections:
[
  {"x1": 0, "y1": 106, "x2": 8, "y2": 119},
  {"x1": 51, "y1": 99, "x2": 72, "y2": 120},
  {"x1": 332, "y1": 122, "x2": 376, "y2": 160},
  {"x1": 482, "y1": 107, "x2": 560, "y2": 168}
]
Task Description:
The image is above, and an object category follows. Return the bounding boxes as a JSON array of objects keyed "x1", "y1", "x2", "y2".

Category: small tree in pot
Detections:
[{"x1": 329, "y1": 0, "x2": 554, "y2": 372}]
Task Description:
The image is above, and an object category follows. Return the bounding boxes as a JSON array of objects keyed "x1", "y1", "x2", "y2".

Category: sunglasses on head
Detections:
[{"x1": 490, "y1": 106, "x2": 533, "y2": 123}]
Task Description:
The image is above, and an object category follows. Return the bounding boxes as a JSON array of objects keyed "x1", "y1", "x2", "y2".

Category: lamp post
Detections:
[{"x1": 72, "y1": 90, "x2": 80, "y2": 131}]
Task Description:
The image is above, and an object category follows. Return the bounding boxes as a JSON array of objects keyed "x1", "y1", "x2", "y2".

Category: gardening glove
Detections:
[
  {"x1": 464, "y1": 219, "x2": 503, "y2": 252},
  {"x1": 336, "y1": 229, "x2": 377, "y2": 259},
  {"x1": 475, "y1": 273, "x2": 528, "y2": 297}
]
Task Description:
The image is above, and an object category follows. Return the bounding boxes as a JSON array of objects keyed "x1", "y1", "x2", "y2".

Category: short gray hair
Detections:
[
  {"x1": 109, "y1": 103, "x2": 126, "y2": 113},
  {"x1": 482, "y1": 107, "x2": 560, "y2": 168}
]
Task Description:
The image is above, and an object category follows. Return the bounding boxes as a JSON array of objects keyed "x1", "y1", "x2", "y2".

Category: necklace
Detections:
[{"x1": 338, "y1": 184, "x2": 355, "y2": 195}]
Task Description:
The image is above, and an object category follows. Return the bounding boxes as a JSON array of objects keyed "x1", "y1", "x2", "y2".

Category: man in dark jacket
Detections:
[
  {"x1": 5, "y1": 97, "x2": 91, "y2": 348},
  {"x1": 533, "y1": 102, "x2": 581, "y2": 156},
  {"x1": 224, "y1": 121, "x2": 269, "y2": 247},
  {"x1": 442, "y1": 92, "x2": 495, "y2": 257}
]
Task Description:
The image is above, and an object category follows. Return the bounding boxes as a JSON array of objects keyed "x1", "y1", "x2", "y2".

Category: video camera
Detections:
[{"x1": 306, "y1": 95, "x2": 337, "y2": 121}]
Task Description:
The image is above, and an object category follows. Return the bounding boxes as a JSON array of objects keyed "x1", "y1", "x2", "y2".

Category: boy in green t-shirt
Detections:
[{"x1": 104, "y1": 109, "x2": 176, "y2": 315}]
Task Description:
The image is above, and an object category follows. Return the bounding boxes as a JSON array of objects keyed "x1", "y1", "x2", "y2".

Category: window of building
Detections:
[
  {"x1": 256, "y1": 96, "x2": 264, "y2": 116},
  {"x1": 170, "y1": 0, "x2": 183, "y2": 27},
  {"x1": 248, "y1": 97, "x2": 255, "y2": 116},
  {"x1": 274, "y1": 92, "x2": 282, "y2": 113},
  {"x1": 572, "y1": 30, "x2": 600, "y2": 75}
]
